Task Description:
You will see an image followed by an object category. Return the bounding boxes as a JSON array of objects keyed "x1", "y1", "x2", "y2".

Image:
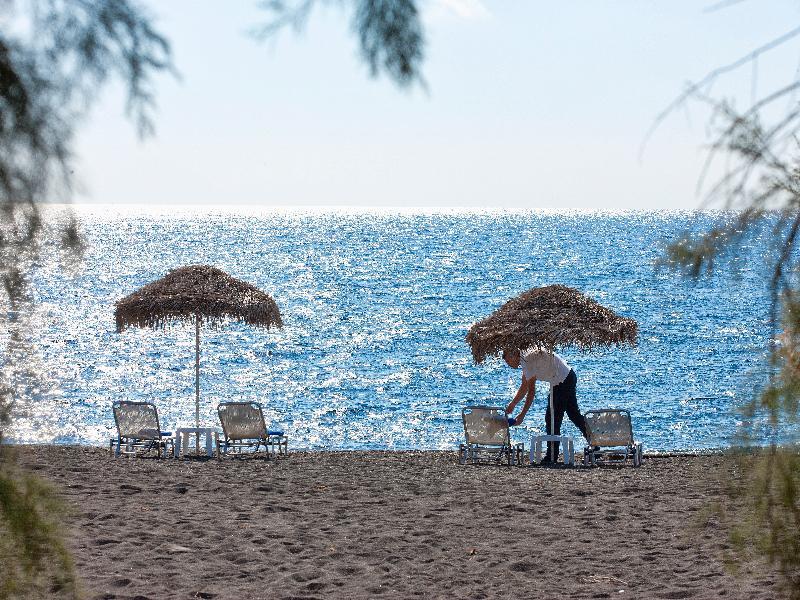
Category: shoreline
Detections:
[
  {"x1": 10, "y1": 445, "x2": 781, "y2": 599},
  {"x1": 3, "y1": 441, "x2": 738, "y2": 457}
]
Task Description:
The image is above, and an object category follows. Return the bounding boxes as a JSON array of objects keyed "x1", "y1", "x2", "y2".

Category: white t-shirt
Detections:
[{"x1": 520, "y1": 350, "x2": 570, "y2": 385}]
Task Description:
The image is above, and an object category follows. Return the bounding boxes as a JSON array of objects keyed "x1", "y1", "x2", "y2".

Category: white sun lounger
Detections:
[
  {"x1": 582, "y1": 409, "x2": 643, "y2": 467},
  {"x1": 110, "y1": 401, "x2": 173, "y2": 458},
  {"x1": 216, "y1": 402, "x2": 288, "y2": 458},
  {"x1": 459, "y1": 405, "x2": 524, "y2": 466}
]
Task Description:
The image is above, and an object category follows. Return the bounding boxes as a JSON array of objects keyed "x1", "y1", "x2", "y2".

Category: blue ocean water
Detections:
[{"x1": 9, "y1": 207, "x2": 778, "y2": 452}]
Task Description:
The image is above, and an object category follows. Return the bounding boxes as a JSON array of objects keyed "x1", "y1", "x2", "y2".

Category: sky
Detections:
[{"x1": 73, "y1": 0, "x2": 800, "y2": 210}]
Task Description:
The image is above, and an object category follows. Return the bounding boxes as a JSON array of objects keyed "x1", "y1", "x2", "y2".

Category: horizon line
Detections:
[{"x1": 45, "y1": 202, "x2": 726, "y2": 217}]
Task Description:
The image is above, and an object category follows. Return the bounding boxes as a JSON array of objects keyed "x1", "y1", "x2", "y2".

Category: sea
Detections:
[{"x1": 4, "y1": 205, "x2": 784, "y2": 453}]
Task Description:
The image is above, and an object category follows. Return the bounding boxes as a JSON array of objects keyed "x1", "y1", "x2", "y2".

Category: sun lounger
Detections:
[
  {"x1": 582, "y1": 409, "x2": 642, "y2": 467},
  {"x1": 109, "y1": 401, "x2": 174, "y2": 458},
  {"x1": 216, "y1": 401, "x2": 288, "y2": 458},
  {"x1": 459, "y1": 405, "x2": 524, "y2": 466}
]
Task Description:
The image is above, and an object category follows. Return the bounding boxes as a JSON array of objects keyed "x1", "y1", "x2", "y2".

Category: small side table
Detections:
[
  {"x1": 174, "y1": 427, "x2": 220, "y2": 458},
  {"x1": 530, "y1": 434, "x2": 574, "y2": 465}
]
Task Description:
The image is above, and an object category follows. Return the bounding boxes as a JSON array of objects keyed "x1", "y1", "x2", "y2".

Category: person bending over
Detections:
[{"x1": 503, "y1": 348, "x2": 588, "y2": 463}]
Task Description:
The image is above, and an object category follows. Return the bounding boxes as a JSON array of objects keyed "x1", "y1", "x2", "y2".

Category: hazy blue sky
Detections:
[{"x1": 74, "y1": 0, "x2": 800, "y2": 210}]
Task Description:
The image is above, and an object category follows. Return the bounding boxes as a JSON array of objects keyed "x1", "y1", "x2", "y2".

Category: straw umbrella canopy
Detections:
[
  {"x1": 466, "y1": 284, "x2": 637, "y2": 443},
  {"x1": 466, "y1": 284, "x2": 637, "y2": 363},
  {"x1": 115, "y1": 265, "x2": 283, "y2": 444}
]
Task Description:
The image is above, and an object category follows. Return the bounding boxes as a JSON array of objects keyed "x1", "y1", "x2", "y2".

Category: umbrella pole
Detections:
[
  {"x1": 195, "y1": 315, "x2": 200, "y2": 454},
  {"x1": 549, "y1": 384, "x2": 555, "y2": 461}
]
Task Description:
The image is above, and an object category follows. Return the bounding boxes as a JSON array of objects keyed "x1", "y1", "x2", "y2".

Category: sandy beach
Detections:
[{"x1": 13, "y1": 446, "x2": 780, "y2": 599}]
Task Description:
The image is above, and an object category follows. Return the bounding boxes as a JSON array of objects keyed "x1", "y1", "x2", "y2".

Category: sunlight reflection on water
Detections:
[{"x1": 7, "y1": 207, "x2": 777, "y2": 451}]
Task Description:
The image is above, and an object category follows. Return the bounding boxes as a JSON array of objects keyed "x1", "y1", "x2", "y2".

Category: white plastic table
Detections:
[
  {"x1": 174, "y1": 427, "x2": 220, "y2": 458},
  {"x1": 530, "y1": 434, "x2": 574, "y2": 465},
  {"x1": 528, "y1": 383, "x2": 576, "y2": 465}
]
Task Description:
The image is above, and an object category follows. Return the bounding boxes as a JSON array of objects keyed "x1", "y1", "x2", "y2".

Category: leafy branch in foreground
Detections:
[
  {"x1": 0, "y1": 0, "x2": 173, "y2": 596},
  {"x1": 0, "y1": 452, "x2": 76, "y2": 599},
  {"x1": 657, "y1": 16, "x2": 800, "y2": 599},
  {"x1": 1, "y1": 1, "x2": 425, "y2": 595},
  {"x1": 254, "y1": 0, "x2": 425, "y2": 88}
]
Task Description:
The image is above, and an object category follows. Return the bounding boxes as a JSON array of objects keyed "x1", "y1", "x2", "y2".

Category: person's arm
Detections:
[
  {"x1": 512, "y1": 377, "x2": 537, "y2": 425},
  {"x1": 506, "y1": 374, "x2": 531, "y2": 416}
]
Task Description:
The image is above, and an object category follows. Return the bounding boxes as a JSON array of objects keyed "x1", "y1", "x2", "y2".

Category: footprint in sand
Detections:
[
  {"x1": 282, "y1": 542, "x2": 303, "y2": 555},
  {"x1": 510, "y1": 560, "x2": 539, "y2": 573},
  {"x1": 656, "y1": 590, "x2": 695, "y2": 599},
  {"x1": 365, "y1": 585, "x2": 387, "y2": 595},
  {"x1": 95, "y1": 538, "x2": 121, "y2": 546},
  {"x1": 306, "y1": 582, "x2": 327, "y2": 591},
  {"x1": 290, "y1": 570, "x2": 323, "y2": 583}
]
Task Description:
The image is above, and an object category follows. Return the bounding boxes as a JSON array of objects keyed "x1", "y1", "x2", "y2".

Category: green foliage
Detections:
[
  {"x1": 0, "y1": 2, "x2": 425, "y2": 595},
  {"x1": 0, "y1": 0, "x2": 171, "y2": 207},
  {"x1": 353, "y1": 0, "x2": 424, "y2": 86},
  {"x1": 661, "y1": 29, "x2": 800, "y2": 596},
  {"x1": 667, "y1": 134, "x2": 800, "y2": 597},
  {"x1": 255, "y1": 0, "x2": 425, "y2": 88},
  {"x1": 724, "y1": 448, "x2": 800, "y2": 599},
  {"x1": 0, "y1": 449, "x2": 77, "y2": 599},
  {"x1": 0, "y1": 0, "x2": 173, "y2": 596}
]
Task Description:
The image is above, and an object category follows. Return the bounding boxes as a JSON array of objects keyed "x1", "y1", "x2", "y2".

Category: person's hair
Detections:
[{"x1": 502, "y1": 348, "x2": 519, "y2": 361}]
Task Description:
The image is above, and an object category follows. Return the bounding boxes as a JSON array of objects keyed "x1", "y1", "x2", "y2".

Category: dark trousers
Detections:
[{"x1": 543, "y1": 369, "x2": 586, "y2": 462}]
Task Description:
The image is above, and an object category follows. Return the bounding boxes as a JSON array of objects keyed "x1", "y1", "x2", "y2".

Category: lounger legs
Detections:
[
  {"x1": 268, "y1": 436, "x2": 288, "y2": 457},
  {"x1": 583, "y1": 443, "x2": 643, "y2": 467},
  {"x1": 216, "y1": 436, "x2": 288, "y2": 459},
  {"x1": 458, "y1": 444, "x2": 525, "y2": 466},
  {"x1": 110, "y1": 437, "x2": 173, "y2": 458}
]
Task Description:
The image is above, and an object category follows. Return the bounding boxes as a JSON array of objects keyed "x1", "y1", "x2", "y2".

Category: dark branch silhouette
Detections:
[
  {"x1": 641, "y1": 25, "x2": 800, "y2": 159},
  {"x1": 655, "y1": 9, "x2": 800, "y2": 596},
  {"x1": 0, "y1": 1, "x2": 174, "y2": 596},
  {"x1": 254, "y1": 0, "x2": 425, "y2": 88}
]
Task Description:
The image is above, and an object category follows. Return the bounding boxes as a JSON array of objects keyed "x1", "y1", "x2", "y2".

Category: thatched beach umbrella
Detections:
[
  {"x1": 115, "y1": 265, "x2": 283, "y2": 448},
  {"x1": 466, "y1": 284, "x2": 637, "y2": 363},
  {"x1": 466, "y1": 284, "x2": 637, "y2": 448}
]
